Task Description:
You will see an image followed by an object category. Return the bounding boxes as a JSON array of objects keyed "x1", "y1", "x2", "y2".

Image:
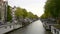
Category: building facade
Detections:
[
  {"x1": 11, "y1": 6, "x2": 17, "y2": 23},
  {"x1": 0, "y1": 0, "x2": 8, "y2": 24}
]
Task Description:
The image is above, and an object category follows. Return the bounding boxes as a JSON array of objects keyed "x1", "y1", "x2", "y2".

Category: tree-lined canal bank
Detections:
[{"x1": 5, "y1": 20, "x2": 52, "y2": 34}]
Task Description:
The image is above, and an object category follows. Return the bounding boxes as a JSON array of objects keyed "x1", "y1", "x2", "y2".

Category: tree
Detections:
[
  {"x1": 27, "y1": 12, "x2": 34, "y2": 19},
  {"x1": 15, "y1": 7, "x2": 28, "y2": 19},
  {"x1": 7, "y1": 5, "x2": 12, "y2": 22},
  {"x1": 34, "y1": 15, "x2": 38, "y2": 18},
  {"x1": 22, "y1": 9, "x2": 28, "y2": 18},
  {"x1": 15, "y1": 7, "x2": 23, "y2": 18},
  {"x1": 15, "y1": 7, "x2": 38, "y2": 20},
  {"x1": 44, "y1": 0, "x2": 60, "y2": 18},
  {"x1": 41, "y1": 0, "x2": 60, "y2": 24},
  {"x1": 40, "y1": 13, "x2": 47, "y2": 19}
]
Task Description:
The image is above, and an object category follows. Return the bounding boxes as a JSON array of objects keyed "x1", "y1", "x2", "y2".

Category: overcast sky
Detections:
[{"x1": 8, "y1": 0, "x2": 47, "y2": 17}]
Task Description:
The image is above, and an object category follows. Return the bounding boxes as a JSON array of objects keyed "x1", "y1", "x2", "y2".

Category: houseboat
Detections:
[{"x1": 51, "y1": 25, "x2": 60, "y2": 34}]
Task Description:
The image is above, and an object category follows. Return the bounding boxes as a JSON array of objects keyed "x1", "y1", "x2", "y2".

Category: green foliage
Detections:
[
  {"x1": 27, "y1": 12, "x2": 38, "y2": 19},
  {"x1": 7, "y1": 5, "x2": 12, "y2": 21},
  {"x1": 27, "y1": 12, "x2": 34, "y2": 19},
  {"x1": 15, "y1": 7, "x2": 24, "y2": 18},
  {"x1": 22, "y1": 9, "x2": 28, "y2": 18},
  {"x1": 41, "y1": 0, "x2": 60, "y2": 19},
  {"x1": 33, "y1": 15, "x2": 38, "y2": 19},
  {"x1": 15, "y1": 7, "x2": 28, "y2": 19},
  {"x1": 15, "y1": 7, "x2": 38, "y2": 19},
  {"x1": 40, "y1": 13, "x2": 46, "y2": 19}
]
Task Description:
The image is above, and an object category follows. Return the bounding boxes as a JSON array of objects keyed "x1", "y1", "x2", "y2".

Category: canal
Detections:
[{"x1": 5, "y1": 20, "x2": 51, "y2": 34}]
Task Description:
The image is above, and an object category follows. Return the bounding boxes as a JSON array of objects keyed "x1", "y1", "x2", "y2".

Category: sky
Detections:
[{"x1": 8, "y1": 0, "x2": 47, "y2": 17}]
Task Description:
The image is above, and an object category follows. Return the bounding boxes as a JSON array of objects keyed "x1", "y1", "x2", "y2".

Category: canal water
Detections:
[{"x1": 6, "y1": 20, "x2": 46, "y2": 34}]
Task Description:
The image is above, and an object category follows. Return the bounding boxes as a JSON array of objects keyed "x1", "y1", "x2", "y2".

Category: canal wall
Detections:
[{"x1": 0, "y1": 23, "x2": 22, "y2": 34}]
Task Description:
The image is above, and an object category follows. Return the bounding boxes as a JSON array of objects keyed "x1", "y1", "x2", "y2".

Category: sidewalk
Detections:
[{"x1": 0, "y1": 23, "x2": 22, "y2": 34}]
